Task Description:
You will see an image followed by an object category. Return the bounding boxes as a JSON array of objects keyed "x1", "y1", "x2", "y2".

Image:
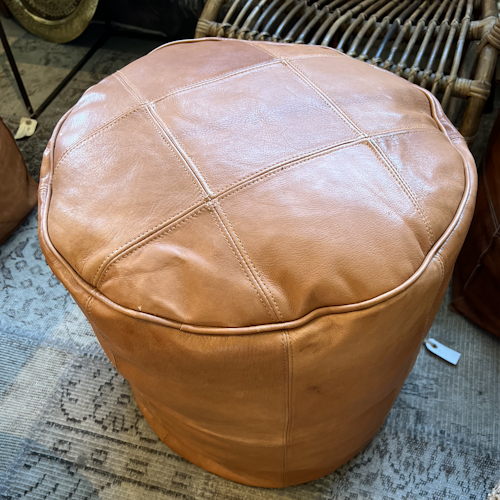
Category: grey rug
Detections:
[{"x1": 1, "y1": 15, "x2": 500, "y2": 500}]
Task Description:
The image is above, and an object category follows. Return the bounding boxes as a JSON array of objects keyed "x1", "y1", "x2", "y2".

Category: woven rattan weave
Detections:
[{"x1": 196, "y1": 0, "x2": 500, "y2": 145}]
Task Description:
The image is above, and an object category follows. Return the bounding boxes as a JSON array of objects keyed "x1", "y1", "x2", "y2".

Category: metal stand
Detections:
[{"x1": 0, "y1": 18, "x2": 110, "y2": 119}]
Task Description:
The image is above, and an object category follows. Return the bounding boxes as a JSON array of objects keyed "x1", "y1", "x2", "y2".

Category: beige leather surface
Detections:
[{"x1": 39, "y1": 38, "x2": 477, "y2": 487}]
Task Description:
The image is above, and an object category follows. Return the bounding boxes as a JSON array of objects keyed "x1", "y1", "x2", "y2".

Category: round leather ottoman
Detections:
[{"x1": 38, "y1": 38, "x2": 477, "y2": 488}]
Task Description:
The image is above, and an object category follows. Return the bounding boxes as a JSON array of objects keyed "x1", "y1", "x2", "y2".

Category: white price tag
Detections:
[
  {"x1": 14, "y1": 117, "x2": 37, "y2": 140},
  {"x1": 425, "y1": 338, "x2": 461, "y2": 365}
]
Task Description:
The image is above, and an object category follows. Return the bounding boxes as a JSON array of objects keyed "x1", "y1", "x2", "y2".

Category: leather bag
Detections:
[
  {"x1": 38, "y1": 39, "x2": 477, "y2": 488},
  {"x1": 451, "y1": 108, "x2": 500, "y2": 336},
  {"x1": 0, "y1": 117, "x2": 38, "y2": 246}
]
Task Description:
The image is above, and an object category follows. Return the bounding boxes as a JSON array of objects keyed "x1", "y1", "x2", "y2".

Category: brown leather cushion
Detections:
[
  {"x1": 38, "y1": 39, "x2": 477, "y2": 487},
  {"x1": 451, "y1": 108, "x2": 500, "y2": 337},
  {"x1": 0, "y1": 117, "x2": 38, "y2": 246}
]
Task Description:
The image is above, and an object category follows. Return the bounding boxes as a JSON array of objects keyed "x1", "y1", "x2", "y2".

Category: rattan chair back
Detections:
[{"x1": 196, "y1": 0, "x2": 500, "y2": 145}]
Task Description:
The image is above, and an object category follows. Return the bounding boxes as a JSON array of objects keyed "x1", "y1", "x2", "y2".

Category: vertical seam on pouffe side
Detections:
[
  {"x1": 281, "y1": 331, "x2": 291, "y2": 487},
  {"x1": 286, "y1": 329, "x2": 294, "y2": 486},
  {"x1": 422, "y1": 255, "x2": 445, "y2": 337},
  {"x1": 86, "y1": 295, "x2": 120, "y2": 371}
]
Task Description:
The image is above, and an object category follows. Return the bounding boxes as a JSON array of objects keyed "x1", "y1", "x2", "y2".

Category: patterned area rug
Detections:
[{"x1": 1, "y1": 15, "x2": 500, "y2": 500}]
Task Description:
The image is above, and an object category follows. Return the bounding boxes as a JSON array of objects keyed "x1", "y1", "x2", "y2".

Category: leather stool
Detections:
[{"x1": 39, "y1": 38, "x2": 477, "y2": 488}]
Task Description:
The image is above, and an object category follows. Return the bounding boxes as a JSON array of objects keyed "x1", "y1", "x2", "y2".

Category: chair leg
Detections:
[
  {"x1": 0, "y1": 17, "x2": 34, "y2": 115},
  {"x1": 0, "y1": 0, "x2": 11, "y2": 19}
]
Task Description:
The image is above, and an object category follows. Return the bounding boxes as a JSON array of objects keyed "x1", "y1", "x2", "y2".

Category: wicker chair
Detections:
[{"x1": 196, "y1": 0, "x2": 500, "y2": 145}]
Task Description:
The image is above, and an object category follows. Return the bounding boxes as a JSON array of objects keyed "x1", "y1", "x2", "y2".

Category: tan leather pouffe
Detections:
[{"x1": 39, "y1": 39, "x2": 477, "y2": 488}]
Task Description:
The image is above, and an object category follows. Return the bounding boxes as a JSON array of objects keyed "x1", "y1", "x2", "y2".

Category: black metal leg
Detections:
[
  {"x1": 1, "y1": 13, "x2": 172, "y2": 123},
  {"x1": 31, "y1": 29, "x2": 110, "y2": 119},
  {"x1": 0, "y1": 18, "x2": 110, "y2": 120},
  {"x1": 0, "y1": 16, "x2": 34, "y2": 115}
]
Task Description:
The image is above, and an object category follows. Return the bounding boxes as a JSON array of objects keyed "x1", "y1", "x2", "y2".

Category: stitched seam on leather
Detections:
[
  {"x1": 93, "y1": 201, "x2": 205, "y2": 287},
  {"x1": 286, "y1": 53, "x2": 342, "y2": 61},
  {"x1": 53, "y1": 61, "x2": 280, "y2": 173},
  {"x1": 372, "y1": 138, "x2": 435, "y2": 244},
  {"x1": 281, "y1": 332, "x2": 289, "y2": 486},
  {"x1": 97, "y1": 208, "x2": 206, "y2": 287},
  {"x1": 208, "y1": 205, "x2": 276, "y2": 322},
  {"x1": 369, "y1": 140, "x2": 434, "y2": 249},
  {"x1": 249, "y1": 41, "x2": 365, "y2": 136},
  {"x1": 216, "y1": 140, "x2": 352, "y2": 193},
  {"x1": 217, "y1": 130, "x2": 441, "y2": 201},
  {"x1": 437, "y1": 178, "x2": 473, "y2": 255},
  {"x1": 115, "y1": 71, "x2": 141, "y2": 100},
  {"x1": 119, "y1": 72, "x2": 282, "y2": 321},
  {"x1": 51, "y1": 102, "x2": 98, "y2": 174},
  {"x1": 246, "y1": 41, "x2": 342, "y2": 61},
  {"x1": 250, "y1": 44, "x2": 337, "y2": 61},
  {"x1": 95, "y1": 128, "x2": 440, "y2": 282},
  {"x1": 420, "y1": 87, "x2": 474, "y2": 258},
  {"x1": 216, "y1": 141, "x2": 366, "y2": 202},
  {"x1": 216, "y1": 200, "x2": 284, "y2": 321},
  {"x1": 86, "y1": 296, "x2": 119, "y2": 370},
  {"x1": 144, "y1": 107, "x2": 208, "y2": 196},
  {"x1": 210, "y1": 203, "x2": 278, "y2": 321},
  {"x1": 93, "y1": 78, "x2": 207, "y2": 286},
  {"x1": 149, "y1": 60, "x2": 279, "y2": 105},
  {"x1": 216, "y1": 127, "x2": 436, "y2": 194},
  {"x1": 147, "y1": 105, "x2": 214, "y2": 196},
  {"x1": 422, "y1": 255, "x2": 444, "y2": 335},
  {"x1": 132, "y1": 79, "x2": 217, "y2": 197},
  {"x1": 54, "y1": 105, "x2": 144, "y2": 176},
  {"x1": 117, "y1": 73, "x2": 211, "y2": 198},
  {"x1": 285, "y1": 60, "x2": 366, "y2": 137}
]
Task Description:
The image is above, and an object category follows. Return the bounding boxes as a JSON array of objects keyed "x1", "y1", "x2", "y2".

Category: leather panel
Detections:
[
  {"x1": 99, "y1": 208, "x2": 278, "y2": 327},
  {"x1": 48, "y1": 108, "x2": 203, "y2": 283},
  {"x1": 291, "y1": 56, "x2": 438, "y2": 134},
  {"x1": 155, "y1": 63, "x2": 357, "y2": 193},
  {"x1": 218, "y1": 143, "x2": 428, "y2": 320},
  {"x1": 120, "y1": 38, "x2": 274, "y2": 103}
]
